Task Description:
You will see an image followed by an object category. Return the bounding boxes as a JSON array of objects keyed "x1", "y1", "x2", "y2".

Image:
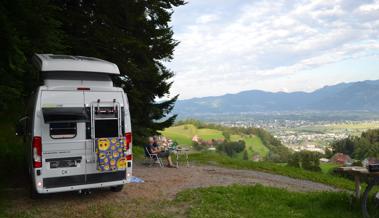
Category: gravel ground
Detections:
[
  {"x1": 2, "y1": 162, "x2": 341, "y2": 217},
  {"x1": 126, "y1": 162, "x2": 340, "y2": 201}
]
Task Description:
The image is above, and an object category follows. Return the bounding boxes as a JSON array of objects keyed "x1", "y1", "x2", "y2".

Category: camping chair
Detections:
[{"x1": 144, "y1": 147, "x2": 164, "y2": 168}]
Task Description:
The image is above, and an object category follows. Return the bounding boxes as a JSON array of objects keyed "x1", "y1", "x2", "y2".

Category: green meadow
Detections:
[
  {"x1": 161, "y1": 124, "x2": 269, "y2": 157},
  {"x1": 172, "y1": 185, "x2": 359, "y2": 218}
]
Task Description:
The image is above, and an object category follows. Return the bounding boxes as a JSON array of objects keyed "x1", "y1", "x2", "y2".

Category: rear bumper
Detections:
[
  {"x1": 37, "y1": 179, "x2": 129, "y2": 194},
  {"x1": 35, "y1": 171, "x2": 131, "y2": 194}
]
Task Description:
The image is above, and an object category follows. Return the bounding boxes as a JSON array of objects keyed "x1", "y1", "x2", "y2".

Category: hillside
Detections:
[
  {"x1": 161, "y1": 124, "x2": 224, "y2": 145},
  {"x1": 161, "y1": 124, "x2": 270, "y2": 158},
  {"x1": 173, "y1": 80, "x2": 379, "y2": 115}
]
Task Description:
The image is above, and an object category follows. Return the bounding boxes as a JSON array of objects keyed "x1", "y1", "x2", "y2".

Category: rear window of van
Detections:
[{"x1": 50, "y1": 122, "x2": 77, "y2": 139}]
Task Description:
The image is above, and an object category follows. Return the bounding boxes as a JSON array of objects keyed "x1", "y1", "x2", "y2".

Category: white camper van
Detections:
[{"x1": 24, "y1": 54, "x2": 132, "y2": 196}]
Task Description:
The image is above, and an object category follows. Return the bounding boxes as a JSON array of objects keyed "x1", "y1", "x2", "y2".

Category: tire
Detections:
[
  {"x1": 362, "y1": 179, "x2": 379, "y2": 218},
  {"x1": 29, "y1": 169, "x2": 41, "y2": 199},
  {"x1": 110, "y1": 185, "x2": 124, "y2": 192},
  {"x1": 30, "y1": 185, "x2": 41, "y2": 199}
]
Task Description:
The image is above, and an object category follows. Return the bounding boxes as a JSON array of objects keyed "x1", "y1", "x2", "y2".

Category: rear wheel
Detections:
[
  {"x1": 110, "y1": 185, "x2": 124, "y2": 192},
  {"x1": 30, "y1": 184, "x2": 41, "y2": 199},
  {"x1": 29, "y1": 168, "x2": 41, "y2": 199}
]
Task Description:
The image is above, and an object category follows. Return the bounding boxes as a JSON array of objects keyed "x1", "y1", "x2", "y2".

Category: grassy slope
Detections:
[
  {"x1": 135, "y1": 146, "x2": 351, "y2": 191},
  {"x1": 162, "y1": 124, "x2": 269, "y2": 157},
  {"x1": 161, "y1": 124, "x2": 224, "y2": 145},
  {"x1": 320, "y1": 162, "x2": 340, "y2": 174},
  {"x1": 3, "y1": 185, "x2": 361, "y2": 218},
  {"x1": 175, "y1": 185, "x2": 359, "y2": 218},
  {"x1": 189, "y1": 152, "x2": 354, "y2": 190},
  {"x1": 232, "y1": 134, "x2": 269, "y2": 158}
]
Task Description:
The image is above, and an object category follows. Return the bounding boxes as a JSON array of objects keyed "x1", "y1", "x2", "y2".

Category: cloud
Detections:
[
  {"x1": 196, "y1": 14, "x2": 219, "y2": 24},
  {"x1": 167, "y1": 0, "x2": 379, "y2": 99}
]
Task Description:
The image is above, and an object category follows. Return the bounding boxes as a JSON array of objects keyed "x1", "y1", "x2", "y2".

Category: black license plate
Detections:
[
  {"x1": 50, "y1": 160, "x2": 77, "y2": 168},
  {"x1": 46, "y1": 156, "x2": 82, "y2": 168}
]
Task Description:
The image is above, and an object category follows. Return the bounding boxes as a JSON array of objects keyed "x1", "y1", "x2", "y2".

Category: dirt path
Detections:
[
  {"x1": 126, "y1": 163, "x2": 339, "y2": 201},
  {"x1": 2, "y1": 162, "x2": 341, "y2": 217}
]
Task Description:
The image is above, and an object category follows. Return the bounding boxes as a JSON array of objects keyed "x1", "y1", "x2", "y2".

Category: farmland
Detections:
[
  {"x1": 161, "y1": 124, "x2": 269, "y2": 157},
  {"x1": 160, "y1": 124, "x2": 223, "y2": 145}
]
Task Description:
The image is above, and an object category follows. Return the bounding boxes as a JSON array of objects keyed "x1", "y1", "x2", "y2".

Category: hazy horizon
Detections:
[
  {"x1": 176, "y1": 78, "x2": 378, "y2": 100},
  {"x1": 167, "y1": 0, "x2": 379, "y2": 100}
]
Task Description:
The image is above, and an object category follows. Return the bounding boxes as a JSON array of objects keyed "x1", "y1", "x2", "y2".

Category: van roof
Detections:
[{"x1": 33, "y1": 54, "x2": 120, "y2": 75}]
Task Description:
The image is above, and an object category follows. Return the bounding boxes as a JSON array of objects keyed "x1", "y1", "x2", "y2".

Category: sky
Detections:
[{"x1": 165, "y1": 0, "x2": 379, "y2": 99}]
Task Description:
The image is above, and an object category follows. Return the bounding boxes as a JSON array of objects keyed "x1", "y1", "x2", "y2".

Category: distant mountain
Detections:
[{"x1": 174, "y1": 80, "x2": 379, "y2": 115}]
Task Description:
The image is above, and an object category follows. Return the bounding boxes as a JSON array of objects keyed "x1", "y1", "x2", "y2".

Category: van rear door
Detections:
[
  {"x1": 83, "y1": 91, "x2": 127, "y2": 182},
  {"x1": 40, "y1": 90, "x2": 87, "y2": 188}
]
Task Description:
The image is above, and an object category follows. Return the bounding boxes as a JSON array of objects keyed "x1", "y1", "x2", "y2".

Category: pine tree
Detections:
[
  {"x1": 0, "y1": 0, "x2": 66, "y2": 120},
  {"x1": 53, "y1": 0, "x2": 185, "y2": 144}
]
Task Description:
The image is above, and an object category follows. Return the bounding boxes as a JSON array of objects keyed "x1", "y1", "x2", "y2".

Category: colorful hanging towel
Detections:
[{"x1": 95, "y1": 137, "x2": 127, "y2": 172}]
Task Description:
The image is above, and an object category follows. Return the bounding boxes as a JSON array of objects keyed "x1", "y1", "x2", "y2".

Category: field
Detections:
[
  {"x1": 320, "y1": 162, "x2": 340, "y2": 174},
  {"x1": 290, "y1": 120, "x2": 379, "y2": 137},
  {"x1": 160, "y1": 124, "x2": 223, "y2": 145},
  {"x1": 1, "y1": 181, "x2": 361, "y2": 218},
  {"x1": 161, "y1": 124, "x2": 269, "y2": 157},
  {"x1": 322, "y1": 121, "x2": 379, "y2": 131},
  {"x1": 174, "y1": 185, "x2": 359, "y2": 218},
  {"x1": 231, "y1": 134, "x2": 269, "y2": 158},
  {"x1": 188, "y1": 152, "x2": 354, "y2": 190}
]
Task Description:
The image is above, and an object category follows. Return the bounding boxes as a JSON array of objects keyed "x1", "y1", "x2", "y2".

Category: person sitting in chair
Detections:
[
  {"x1": 145, "y1": 137, "x2": 175, "y2": 168},
  {"x1": 152, "y1": 136, "x2": 160, "y2": 148}
]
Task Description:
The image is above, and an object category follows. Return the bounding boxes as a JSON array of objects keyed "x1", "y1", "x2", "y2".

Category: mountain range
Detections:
[{"x1": 173, "y1": 80, "x2": 379, "y2": 116}]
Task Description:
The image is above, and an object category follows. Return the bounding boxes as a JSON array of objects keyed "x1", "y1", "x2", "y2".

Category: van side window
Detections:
[{"x1": 50, "y1": 123, "x2": 77, "y2": 139}]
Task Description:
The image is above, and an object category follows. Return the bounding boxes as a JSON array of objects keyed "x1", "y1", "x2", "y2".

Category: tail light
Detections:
[
  {"x1": 32, "y1": 136, "x2": 42, "y2": 168},
  {"x1": 126, "y1": 154, "x2": 133, "y2": 161},
  {"x1": 125, "y1": 132, "x2": 132, "y2": 150}
]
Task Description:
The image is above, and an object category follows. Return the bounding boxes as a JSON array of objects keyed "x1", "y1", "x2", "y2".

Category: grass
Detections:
[
  {"x1": 0, "y1": 122, "x2": 25, "y2": 218},
  {"x1": 162, "y1": 125, "x2": 353, "y2": 190},
  {"x1": 196, "y1": 128, "x2": 223, "y2": 141},
  {"x1": 174, "y1": 185, "x2": 360, "y2": 218},
  {"x1": 189, "y1": 151, "x2": 355, "y2": 190},
  {"x1": 320, "y1": 162, "x2": 340, "y2": 174},
  {"x1": 0, "y1": 122, "x2": 363, "y2": 218},
  {"x1": 0, "y1": 183, "x2": 6, "y2": 218},
  {"x1": 290, "y1": 121, "x2": 379, "y2": 137},
  {"x1": 162, "y1": 124, "x2": 269, "y2": 157},
  {"x1": 2, "y1": 185, "x2": 363, "y2": 218},
  {"x1": 133, "y1": 146, "x2": 145, "y2": 159},
  {"x1": 236, "y1": 135, "x2": 269, "y2": 158},
  {"x1": 161, "y1": 124, "x2": 224, "y2": 144}
]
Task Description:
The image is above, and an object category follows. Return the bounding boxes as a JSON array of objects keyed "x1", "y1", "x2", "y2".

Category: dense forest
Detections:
[
  {"x1": 0, "y1": 0, "x2": 185, "y2": 144},
  {"x1": 330, "y1": 129, "x2": 379, "y2": 160}
]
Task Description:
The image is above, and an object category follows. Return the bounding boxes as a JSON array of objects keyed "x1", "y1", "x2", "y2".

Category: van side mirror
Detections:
[{"x1": 15, "y1": 117, "x2": 28, "y2": 136}]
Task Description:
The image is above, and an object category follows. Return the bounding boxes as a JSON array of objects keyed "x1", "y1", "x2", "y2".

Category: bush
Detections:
[
  {"x1": 288, "y1": 153, "x2": 301, "y2": 168},
  {"x1": 217, "y1": 140, "x2": 246, "y2": 157},
  {"x1": 243, "y1": 150, "x2": 248, "y2": 160},
  {"x1": 192, "y1": 142, "x2": 205, "y2": 151},
  {"x1": 222, "y1": 131, "x2": 231, "y2": 142},
  {"x1": 288, "y1": 151, "x2": 322, "y2": 172}
]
